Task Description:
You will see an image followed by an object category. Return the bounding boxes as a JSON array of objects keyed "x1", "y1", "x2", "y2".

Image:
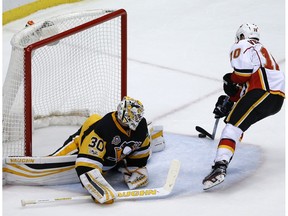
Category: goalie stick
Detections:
[{"x1": 21, "y1": 159, "x2": 180, "y2": 206}]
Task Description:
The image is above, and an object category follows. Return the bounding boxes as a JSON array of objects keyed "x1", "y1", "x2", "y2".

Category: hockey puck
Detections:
[{"x1": 198, "y1": 133, "x2": 206, "y2": 138}]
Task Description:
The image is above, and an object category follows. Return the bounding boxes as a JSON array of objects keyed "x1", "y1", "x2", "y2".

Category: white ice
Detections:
[{"x1": 2, "y1": 0, "x2": 286, "y2": 215}]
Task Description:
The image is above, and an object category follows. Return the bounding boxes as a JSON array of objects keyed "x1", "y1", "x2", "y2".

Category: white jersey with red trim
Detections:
[{"x1": 229, "y1": 39, "x2": 285, "y2": 97}]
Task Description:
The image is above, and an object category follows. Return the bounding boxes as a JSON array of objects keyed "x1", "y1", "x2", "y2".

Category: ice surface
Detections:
[{"x1": 2, "y1": 0, "x2": 286, "y2": 215}]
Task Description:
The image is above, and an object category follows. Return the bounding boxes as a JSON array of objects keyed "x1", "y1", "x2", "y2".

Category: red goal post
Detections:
[{"x1": 3, "y1": 9, "x2": 127, "y2": 157}]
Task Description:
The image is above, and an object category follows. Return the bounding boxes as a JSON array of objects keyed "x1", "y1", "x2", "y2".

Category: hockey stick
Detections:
[
  {"x1": 195, "y1": 118, "x2": 219, "y2": 140},
  {"x1": 195, "y1": 96, "x2": 230, "y2": 140},
  {"x1": 21, "y1": 159, "x2": 180, "y2": 206}
]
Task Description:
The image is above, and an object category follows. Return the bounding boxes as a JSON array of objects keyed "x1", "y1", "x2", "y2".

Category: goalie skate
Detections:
[{"x1": 202, "y1": 160, "x2": 228, "y2": 190}]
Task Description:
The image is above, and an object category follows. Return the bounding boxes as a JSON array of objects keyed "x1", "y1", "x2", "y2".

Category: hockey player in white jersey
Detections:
[{"x1": 203, "y1": 23, "x2": 285, "y2": 190}]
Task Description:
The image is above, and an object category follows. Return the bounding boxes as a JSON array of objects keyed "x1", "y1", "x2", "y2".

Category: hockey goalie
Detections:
[{"x1": 3, "y1": 96, "x2": 165, "y2": 204}]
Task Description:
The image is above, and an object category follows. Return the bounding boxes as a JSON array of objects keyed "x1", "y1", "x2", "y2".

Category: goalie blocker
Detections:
[{"x1": 80, "y1": 169, "x2": 117, "y2": 204}]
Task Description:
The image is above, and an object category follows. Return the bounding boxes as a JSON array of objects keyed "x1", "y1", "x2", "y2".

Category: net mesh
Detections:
[{"x1": 3, "y1": 10, "x2": 126, "y2": 157}]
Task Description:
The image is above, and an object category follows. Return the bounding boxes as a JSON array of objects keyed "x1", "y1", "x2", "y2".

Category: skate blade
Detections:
[{"x1": 203, "y1": 174, "x2": 225, "y2": 190}]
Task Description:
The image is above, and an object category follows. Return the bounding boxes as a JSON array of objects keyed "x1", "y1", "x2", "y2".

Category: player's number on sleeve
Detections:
[
  {"x1": 231, "y1": 47, "x2": 280, "y2": 71},
  {"x1": 88, "y1": 137, "x2": 104, "y2": 151},
  {"x1": 260, "y1": 47, "x2": 280, "y2": 71}
]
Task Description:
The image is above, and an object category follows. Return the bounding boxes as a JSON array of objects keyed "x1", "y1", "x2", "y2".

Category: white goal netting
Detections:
[{"x1": 3, "y1": 9, "x2": 127, "y2": 157}]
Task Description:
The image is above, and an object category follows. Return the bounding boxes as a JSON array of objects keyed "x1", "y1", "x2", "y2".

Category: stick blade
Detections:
[{"x1": 195, "y1": 126, "x2": 213, "y2": 139}]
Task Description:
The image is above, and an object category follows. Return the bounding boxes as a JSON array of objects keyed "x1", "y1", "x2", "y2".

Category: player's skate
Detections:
[{"x1": 202, "y1": 160, "x2": 228, "y2": 190}]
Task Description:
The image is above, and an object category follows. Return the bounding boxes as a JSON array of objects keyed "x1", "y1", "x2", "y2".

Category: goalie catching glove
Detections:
[
  {"x1": 80, "y1": 169, "x2": 117, "y2": 204},
  {"x1": 118, "y1": 166, "x2": 148, "y2": 189}
]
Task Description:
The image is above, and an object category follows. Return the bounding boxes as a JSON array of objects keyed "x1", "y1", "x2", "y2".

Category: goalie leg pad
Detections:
[
  {"x1": 150, "y1": 126, "x2": 165, "y2": 152},
  {"x1": 80, "y1": 169, "x2": 117, "y2": 204}
]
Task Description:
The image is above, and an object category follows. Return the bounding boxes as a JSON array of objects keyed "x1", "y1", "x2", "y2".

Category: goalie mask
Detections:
[
  {"x1": 236, "y1": 23, "x2": 260, "y2": 42},
  {"x1": 117, "y1": 96, "x2": 144, "y2": 131}
]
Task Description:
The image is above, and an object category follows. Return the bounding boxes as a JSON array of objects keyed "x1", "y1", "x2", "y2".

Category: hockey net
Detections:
[{"x1": 3, "y1": 9, "x2": 127, "y2": 157}]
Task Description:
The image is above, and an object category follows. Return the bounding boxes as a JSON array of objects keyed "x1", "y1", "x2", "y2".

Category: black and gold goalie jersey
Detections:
[{"x1": 51, "y1": 112, "x2": 150, "y2": 176}]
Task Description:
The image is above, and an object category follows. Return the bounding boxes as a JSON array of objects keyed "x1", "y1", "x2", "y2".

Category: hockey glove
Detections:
[
  {"x1": 223, "y1": 73, "x2": 239, "y2": 96},
  {"x1": 213, "y1": 95, "x2": 234, "y2": 118},
  {"x1": 80, "y1": 169, "x2": 117, "y2": 204},
  {"x1": 118, "y1": 166, "x2": 148, "y2": 189}
]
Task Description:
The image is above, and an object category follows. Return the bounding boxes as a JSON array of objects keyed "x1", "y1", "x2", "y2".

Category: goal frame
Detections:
[{"x1": 23, "y1": 9, "x2": 127, "y2": 156}]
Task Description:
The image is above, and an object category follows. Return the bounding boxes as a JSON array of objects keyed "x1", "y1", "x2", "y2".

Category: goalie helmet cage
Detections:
[{"x1": 3, "y1": 9, "x2": 127, "y2": 157}]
